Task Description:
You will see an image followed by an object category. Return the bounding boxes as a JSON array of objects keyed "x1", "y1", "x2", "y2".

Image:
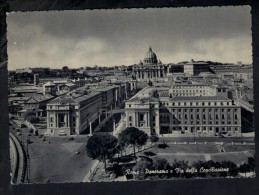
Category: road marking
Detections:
[{"x1": 62, "y1": 143, "x2": 73, "y2": 152}]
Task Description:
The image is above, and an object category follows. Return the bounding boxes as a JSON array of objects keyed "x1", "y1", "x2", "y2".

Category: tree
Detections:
[
  {"x1": 86, "y1": 133, "x2": 118, "y2": 171},
  {"x1": 239, "y1": 163, "x2": 251, "y2": 177},
  {"x1": 248, "y1": 156, "x2": 255, "y2": 172},
  {"x1": 152, "y1": 158, "x2": 171, "y2": 179},
  {"x1": 220, "y1": 161, "x2": 238, "y2": 177},
  {"x1": 24, "y1": 111, "x2": 40, "y2": 123},
  {"x1": 118, "y1": 127, "x2": 148, "y2": 159},
  {"x1": 62, "y1": 66, "x2": 69, "y2": 72},
  {"x1": 132, "y1": 158, "x2": 152, "y2": 180},
  {"x1": 171, "y1": 159, "x2": 189, "y2": 178}
]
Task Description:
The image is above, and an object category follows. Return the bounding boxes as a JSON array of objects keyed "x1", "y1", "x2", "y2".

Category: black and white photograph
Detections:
[{"x1": 6, "y1": 6, "x2": 255, "y2": 184}]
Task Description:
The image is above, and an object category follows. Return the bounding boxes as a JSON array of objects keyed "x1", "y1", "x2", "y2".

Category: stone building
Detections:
[
  {"x1": 46, "y1": 92, "x2": 102, "y2": 136},
  {"x1": 125, "y1": 86, "x2": 241, "y2": 136},
  {"x1": 132, "y1": 47, "x2": 169, "y2": 81}
]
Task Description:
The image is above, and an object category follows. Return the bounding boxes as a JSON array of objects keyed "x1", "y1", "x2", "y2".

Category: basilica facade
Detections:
[{"x1": 132, "y1": 47, "x2": 169, "y2": 81}]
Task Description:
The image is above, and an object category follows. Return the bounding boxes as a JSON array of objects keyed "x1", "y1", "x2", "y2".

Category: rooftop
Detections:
[
  {"x1": 127, "y1": 96, "x2": 159, "y2": 103},
  {"x1": 49, "y1": 91, "x2": 101, "y2": 105},
  {"x1": 171, "y1": 96, "x2": 230, "y2": 101}
]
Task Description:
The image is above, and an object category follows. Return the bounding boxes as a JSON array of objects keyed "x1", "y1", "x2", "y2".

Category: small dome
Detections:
[
  {"x1": 143, "y1": 46, "x2": 158, "y2": 65},
  {"x1": 139, "y1": 60, "x2": 143, "y2": 65}
]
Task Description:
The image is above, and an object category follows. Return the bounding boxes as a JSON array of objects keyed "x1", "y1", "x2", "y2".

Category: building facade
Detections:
[
  {"x1": 132, "y1": 47, "x2": 169, "y2": 81},
  {"x1": 125, "y1": 86, "x2": 241, "y2": 136},
  {"x1": 46, "y1": 92, "x2": 102, "y2": 136}
]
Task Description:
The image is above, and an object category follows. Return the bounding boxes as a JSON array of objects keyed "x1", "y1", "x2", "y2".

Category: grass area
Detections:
[
  {"x1": 152, "y1": 154, "x2": 206, "y2": 164},
  {"x1": 159, "y1": 136, "x2": 254, "y2": 143},
  {"x1": 223, "y1": 145, "x2": 255, "y2": 152},
  {"x1": 210, "y1": 151, "x2": 252, "y2": 165},
  {"x1": 143, "y1": 144, "x2": 219, "y2": 154}
]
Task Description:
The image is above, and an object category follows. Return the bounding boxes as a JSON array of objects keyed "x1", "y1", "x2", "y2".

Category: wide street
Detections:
[{"x1": 10, "y1": 121, "x2": 94, "y2": 183}]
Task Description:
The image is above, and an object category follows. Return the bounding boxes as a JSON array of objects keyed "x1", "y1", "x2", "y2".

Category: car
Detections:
[{"x1": 69, "y1": 137, "x2": 75, "y2": 141}]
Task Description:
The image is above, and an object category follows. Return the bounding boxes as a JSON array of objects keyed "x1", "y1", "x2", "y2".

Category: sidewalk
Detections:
[{"x1": 82, "y1": 160, "x2": 99, "y2": 182}]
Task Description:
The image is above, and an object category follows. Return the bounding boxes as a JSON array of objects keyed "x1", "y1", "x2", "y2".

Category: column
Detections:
[
  {"x1": 56, "y1": 113, "x2": 58, "y2": 128},
  {"x1": 113, "y1": 120, "x2": 116, "y2": 132},
  {"x1": 65, "y1": 113, "x2": 68, "y2": 127},
  {"x1": 89, "y1": 122, "x2": 93, "y2": 136},
  {"x1": 134, "y1": 112, "x2": 137, "y2": 127},
  {"x1": 146, "y1": 112, "x2": 149, "y2": 127},
  {"x1": 67, "y1": 113, "x2": 70, "y2": 127},
  {"x1": 47, "y1": 113, "x2": 49, "y2": 128},
  {"x1": 99, "y1": 113, "x2": 101, "y2": 124}
]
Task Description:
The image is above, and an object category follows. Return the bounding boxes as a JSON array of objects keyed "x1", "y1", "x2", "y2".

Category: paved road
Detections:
[
  {"x1": 28, "y1": 136, "x2": 95, "y2": 183},
  {"x1": 10, "y1": 120, "x2": 95, "y2": 183}
]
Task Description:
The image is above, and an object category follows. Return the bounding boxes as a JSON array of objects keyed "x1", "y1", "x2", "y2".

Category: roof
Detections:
[
  {"x1": 26, "y1": 94, "x2": 54, "y2": 103},
  {"x1": 9, "y1": 97, "x2": 30, "y2": 101},
  {"x1": 127, "y1": 96, "x2": 159, "y2": 103},
  {"x1": 94, "y1": 85, "x2": 117, "y2": 92},
  {"x1": 49, "y1": 92, "x2": 101, "y2": 105},
  {"x1": 18, "y1": 108, "x2": 44, "y2": 113},
  {"x1": 159, "y1": 91, "x2": 169, "y2": 97},
  {"x1": 171, "y1": 96, "x2": 230, "y2": 101},
  {"x1": 49, "y1": 96, "x2": 76, "y2": 104}
]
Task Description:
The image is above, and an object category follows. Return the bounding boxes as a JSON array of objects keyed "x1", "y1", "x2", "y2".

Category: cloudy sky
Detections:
[{"x1": 7, "y1": 6, "x2": 252, "y2": 70}]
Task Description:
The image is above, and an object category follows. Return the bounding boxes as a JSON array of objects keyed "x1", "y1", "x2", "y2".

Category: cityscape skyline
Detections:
[{"x1": 7, "y1": 6, "x2": 252, "y2": 70}]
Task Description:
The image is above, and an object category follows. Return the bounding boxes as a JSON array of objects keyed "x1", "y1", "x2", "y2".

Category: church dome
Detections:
[{"x1": 143, "y1": 47, "x2": 158, "y2": 65}]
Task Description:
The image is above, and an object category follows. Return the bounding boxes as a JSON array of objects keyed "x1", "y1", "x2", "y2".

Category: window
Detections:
[
  {"x1": 129, "y1": 116, "x2": 132, "y2": 121},
  {"x1": 129, "y1": 104, "x2": 131, "y2": 107},
  {"x1": 50, "y1": 117, "x2": 53, "y2": 122},
  {"x1": 140, "y1": 114, "x2": 144, "y2": 121}
]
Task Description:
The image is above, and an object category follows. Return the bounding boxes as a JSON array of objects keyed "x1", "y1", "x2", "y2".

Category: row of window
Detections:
[
  {"x1": 170, "y1": 126, "x2": 239, "y2": 131},
  {"x1": 171, "y1": 108, "x2": 238, "y2": 112}
]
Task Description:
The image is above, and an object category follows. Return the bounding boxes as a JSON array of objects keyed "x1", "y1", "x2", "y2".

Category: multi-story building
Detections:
[
  {"x1": 132, "y1": 47, "x2": 169, "y2": 81},
  {"x1": 95, "y1": 86, "x2": 119, "y2": 110},
  {"x1": 183, "y1": 60, "x2": 211, "y2": 75},
  {"x1": 46, "y1": 92, "x2": 102, "y2": 136},
  {"x1": 169, "y1": 84, "x2": 216, "y2": 97},
  {"x1": 125, "y1": 86, "x2": 241, "y2": 136}
]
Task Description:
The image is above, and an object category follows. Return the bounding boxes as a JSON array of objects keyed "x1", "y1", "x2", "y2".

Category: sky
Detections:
[{"x1": 7, "y1": 6, "x2": 252, "y2": 70}]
